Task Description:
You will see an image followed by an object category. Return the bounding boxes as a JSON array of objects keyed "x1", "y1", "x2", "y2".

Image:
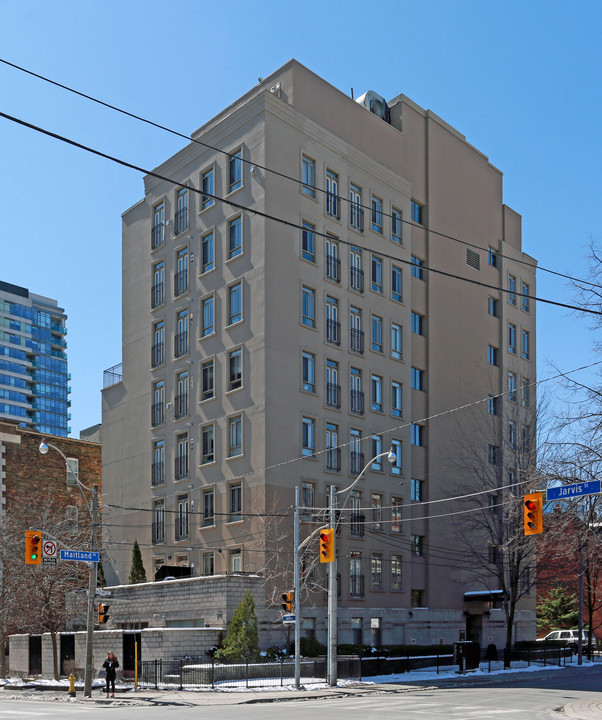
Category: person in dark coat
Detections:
[{"x1": 102, "y1": 651, "x2": 119, "y2": 697}]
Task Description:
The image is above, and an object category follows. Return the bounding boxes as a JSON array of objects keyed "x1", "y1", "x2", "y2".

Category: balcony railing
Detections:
[
  {"x1": 174, "y1": 332, "x2": 188, "y2": 358},
  {"x1": 151, "y1": 342, "x2": 164, "y2": 367},
  {"x1": 175, "y1": 518, "x2": 189, "y2": 541},
  {"x1": 151, "y1": 402, "x2": 164, "y2": 427},
  {"x1": 326, "y1": 447, "x2": 341, "y2": 472},
  {"x1": 326, "y1": 319, "x2": 340, "y2": 346},
  {"x1": 326, "y1": 256, "x2": 341, "y2": 282},
  {"x1": 350, "y1": 390, "x2": 364, "y2": 415},
  {"x1": 103, "y1": 363, "x2": 123, "y2": 388},
  {"x1": 174, "y1": 208, "x2": 188, "y2": 235},
  {"x1": 350, "y1": 267, "x2": 364, "y2": 292},
  {"x1": 151, "y1": 462, "x2": 165, "y2": 487},
  {"x1": 350, "y1": 451, "x2": 365, "y2": 475},
  {"x1": 151, "y1": 222, "x2": 165, "y2": 249},
  {"x1": 350, "y1": 513, "x2": 365, "y2": 537},
  {"x1": 174, "y1": 270, "x2": 189, "y2": 297},
  {"x1": 175, "y1": 455, "x2": 189, "y2": 481},
  {"x1": 151, "y1": 521, "x2": 164, "y2": 544},
  {"x1": 151, "y1": 282, "x2": 165, "y2": 308},
  {"x1": 326, "y1": 192, "x2": 340, "y2": 219},
  {"x1": 350, "y1": 207, "x2": 364, "y2": 231},
  {"x1": 174, "y1": 393, "x2": 189, "y2": 419},
  {"x1": 350, "y1": 573, "x2": 365, "y2": 597},
  {"x1": 326, "y1": 383, "x2": 341, "y2": 408},
  {"x1": 350, "y1": 329, "x2": 364, "y2": 353}
]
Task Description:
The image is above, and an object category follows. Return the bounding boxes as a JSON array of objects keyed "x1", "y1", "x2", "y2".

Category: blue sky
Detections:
[{"x1": 2, "y1": 1, "x2": 601, "y2": 436}]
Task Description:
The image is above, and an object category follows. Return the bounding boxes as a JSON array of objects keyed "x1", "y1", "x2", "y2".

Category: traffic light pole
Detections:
[
  {"x1": 294, "y1": 486, "x2": 301, "y2": 688},
  {"x1": 83, "y1": 485, "x2": 99, "y2": 698},
  {"x1": 327, "y1": 484, "x2": 337, "y2": 686}
]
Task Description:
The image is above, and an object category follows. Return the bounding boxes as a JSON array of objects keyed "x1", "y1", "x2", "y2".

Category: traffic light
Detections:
[
  {"x1": 319, "y1": 527, "x2": 335, "y2": 563},
  {"x1": 25, "y1": 530, "x2": 42, "y2": 565},
  {"x1": 98, "y1": 604, "x2": 110, "y2": 624},
  {"x1": 523, "y1": 492, "x2": 543, "y2": 536},
  {"x1": 281, "y1": 592, "x2": 293, "y2": 613}
]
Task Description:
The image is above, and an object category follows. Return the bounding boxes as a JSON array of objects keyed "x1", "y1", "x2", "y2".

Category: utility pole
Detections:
[
  {"x1": 327, "y1": 485, "x2": 337, "y2": 686},
  {"x1": 84, "y1": 486, "x2": 99, "y2": 698},
  {"x1": 294, "y1": 486, "x2": 301, "y2": 688}
]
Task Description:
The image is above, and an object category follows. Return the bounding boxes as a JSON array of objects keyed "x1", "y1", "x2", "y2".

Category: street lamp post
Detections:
[
  {"x1": 39, "y1": 439, "x2": 98, "y2": 698},
  {"x1": 327, "y1": 448, "x2": 396, "y2": 686}
]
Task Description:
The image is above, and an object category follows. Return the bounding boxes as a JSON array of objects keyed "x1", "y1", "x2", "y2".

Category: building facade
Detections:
[
  {"x1": 102, "y1": 61, "x2": 537, "y2": 648},
  {"x1": 0, "y1": 281, "x2": 70, "y2": 437}
]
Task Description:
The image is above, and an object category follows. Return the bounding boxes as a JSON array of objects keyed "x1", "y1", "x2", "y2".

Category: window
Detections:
[
  {"x1": 203, "y1": 488, "x2": 215, "y2": 524},
  {"x1": 371, "y1": 553, "x2": 383, "y2": 590},
  {"x1": 371, "y1": 435, "x2": 383, "y2": 469},
  {"x1": 302, "y1": 417, "x2": 315, "y2": 457},
  {"x1": 411, "y1": 424, "x2": 424, "y2": 447},
  {"x1": 325, "y1": 235, "x2": 340, "y2": 282},
  {"x1": 391, "y1": 554, "x2": 402, "y2": 591},
  {"x1": 175, "y1": 247, "x2": 189, "y2": 297},
  {"x1": 487, "y1": 394, "x2": 498, "y2": 415},
  {"x1": 201, "y1": 167, "x2": 215, "y2": 210},
  {"x1": 508, "y1": 274, "x2": 517, "y2": 305},
  {"x1": 371, "y1": 617, "x2": 382, "y2": 647},
  {"x1": 522, "y1": 426, "x2": 531, "y2": 453},
  {"x1": 488, "y1": 345, "x2": 498, "y2": 366},
  {"x1": 411, "y1": 256, "x2": 424, "y2": 279},
  {"x1": 228, "y1": 348, "x2": 243, "y2": 391},
  {"x1": 371, "y1": 374, "x2": 383, "y2": 412},
  {"x1": 411, "y1": 200, "x2": 424, "y2": 225},
  {"x1": 391, "y1": 438, "x2": 402, "y2": 475},
  {"x1": 350, "y1": 552, "x2": 363, "y2": 596},
  {"x1": 228, "y1": 282, "x2": 242, "y2": 325},
  {"x1": 391, "y1": 322, "x2": 402, "y2": 360},
  {"x1": 488, "y1": 247, "x2": 498, "y2": 267},
  {"x1": 508, "y1": 323, "x2": 517, "y2": 354},
  {"x1": 229, "y1": 482, "x2": 242, "y2": 522},
  {"x1": 326, "y1": 359, "x2": 340, "y2": 408},
  {"x1": 349, "y1": 184, "x2": 363, "y2": 230},
  {"x1": 411, "y1": 367, "x2": 424, "y2": 391},
  {"x1": 66, "y1": 459, "x2": 79, "y2": 488},
  {"x1": 151, "y1": 261, "x2": 165, "y2": 308},
  {"x1": 175, "y1": 188, "x2": 188, "y2": 234},
  {"x1": 392, "y1": 207, "x2": 403, "y2": 243},
  {"x1": 371, "y1": 255, "x2": 383, "y2": 293},
  {"x1": 228, "y1": 216, "x2": 242, "y2": 259},
  {"x1": 488, "y1": 296, "x2": 499, "y2": 317},
  {"x1": 391, "y1": 265, "x2": 403, "y2": 302},
  {"x1": 326, "y1": 423, "x2": 340, "y2": 471},
  {"x1": 201, "y1": 296, "x2": 214, "y2": 337},
  {"x1": 201, "y1": 359, "x2": 214, "y2": 401},
  {"x1": 302, "y1": 351, "x2": 315, "y2": 392},
  {"x1": 152, "y1": 202, "x2": 165, "y2": 249},
  {"x1": 508, "y1": 371, "x2": 517, "y2": 402},
  {"x1": 391, "y1": 497, "x2": 402, "y2": 533},
  {"x1": 521, "y1": 283, "x2": 530, "y2": 312},
  {"x1": 301, "y1": 155, "x2": 315, "y2": 197},
  {"x1": 411, "y1": 589, "x2": 425, "y2": 607},
  {"x1": 228, "y1": 415, "x2": 243, "y2": 457},
  {"x1": 175, "y1": 433, "x2": 188, "y2": 480},
  {"x1": 411, "y1": 478, "x2": 424, "y2": 502},
  {"x1": 391, "y1": 381, "x2": 402, "y2": 418},
  {"x1": 176, "y1": 494, "x2": 189, "y2": 540},
  {"x1": 301, "y1": 221, "x2": 315, "y2": 262},
  {"x1": 371, "y1": 315, "x2": 383, "y2": 352},
  {"x1": 326, "y1": 296, "x2": 340, "y2": 345},
  {"x1": 411, "y1": 535, "x2": 424, "y2": 556},
  {"x1": 488, "y1": 444, "x2": 498, "y2": 465},
  {"x1": 371, "y1": 195, "x2": 383, "y2": 233},
  {"x1": 302, "y1": 482, "x2": 315, "y2": 513},
  {"x1": 152, "y1": 380, "x2": 164, "y2": 427},
  {"x1": 351, "y1": 616, "x2": 363, "y2": 643},
  {"x1": 521, "y1": 330, "x2": 530, "y2": 359},
  {"x1": 350, "y1": 429, "x2": 362, "y2": 474},
  {"x1": 153, "y1": 500, "x2": 164, "y2": 544},
  {"x1": 175, "y1": 370, "x2": 189, "y2": 419},
  {"x1": 411, "y1": 312, "x2": 424, "y2": 336},
  {"x1": 326, "y1": 169, "x2": 339, "y2": 218},
  {"x1": 175, "y1": 309, "x2": 189, "y2": 357},
  {"x1": 230, "y1": 549, "x2": 242, "y2": 572},
  {"x1": 152, "y1": 320, "x2": 165, "y2": 367},
  {"x1": 301, "y1": 286, "x2": 316, "y2": 327},
  {"x1": 522, "y1": 377, "x2": 530, "y2": 406},
  {"x1": 350, "y1": 306, "x2": 364, "y2": 353},
  {"x1": 202, "y1": 552, "x2": 214, "y2": 575},
  {"x1": 229, "y1": 148, "x2": 242, "y2": 192},
  {"x1": 350, "y1": 368, "x2": 363, "y2": 414},
  {"x1": 201, "y1": 231, "x2": 214, "y2": 273},
  {"x1": 508, "y1": 420, "x2": 516, "y2": 449},
  {"x1": 152, "y1": 439, "x2": 165, "y2": 486},
  {"x1": 350, "y1": 247, "x2": 364, "y2": 292},
  {"x1": 201, "y1": 424, "x2": 214, "y2": 464}
]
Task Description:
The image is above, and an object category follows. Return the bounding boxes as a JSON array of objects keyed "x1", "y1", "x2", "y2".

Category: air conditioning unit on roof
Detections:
[{"x1": 355, "y1": 90, "x2": 390, "y2": 123}]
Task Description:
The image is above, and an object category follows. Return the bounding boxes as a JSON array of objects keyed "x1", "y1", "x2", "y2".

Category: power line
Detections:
[{"x1": 1, "y1": 56, "x2": 598, "y2": 291}]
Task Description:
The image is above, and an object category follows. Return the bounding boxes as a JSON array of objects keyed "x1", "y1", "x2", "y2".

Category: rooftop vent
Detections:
[{"x1": 355, "y1": 90, "x2": 390, "y2": 123}]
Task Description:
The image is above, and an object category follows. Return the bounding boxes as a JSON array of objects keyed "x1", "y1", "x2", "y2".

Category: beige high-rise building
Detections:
[{"x1": 102, "y1": 60, "x2": 537, "y2": 648}]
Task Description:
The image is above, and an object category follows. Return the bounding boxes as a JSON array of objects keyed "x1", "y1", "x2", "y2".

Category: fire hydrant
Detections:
[{"x1": 68, "y1": 673, "x2": 76, "y2": 697}]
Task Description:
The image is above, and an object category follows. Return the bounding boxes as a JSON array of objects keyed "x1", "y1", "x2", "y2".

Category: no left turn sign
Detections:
[{"x1": 43, "y1": 540, "x2": 57, "y2": 558}]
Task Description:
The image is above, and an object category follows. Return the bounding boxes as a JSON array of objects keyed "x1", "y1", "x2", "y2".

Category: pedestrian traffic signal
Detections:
[
  {"x1": 523, "y1": 492, "x2": 543, "y2": 536},
  {"x1": 98, "y1": 604, "x2": 110, "y2": 624},
  {"x1": 25, "y1": 530, "x2": 42, "y2": 565},
  {"x1": 319, "y1": 527, "x2": 335, "y2": 563},
  {"x1": 281, "y1": 592, "x2": 293, "y2": 613}
]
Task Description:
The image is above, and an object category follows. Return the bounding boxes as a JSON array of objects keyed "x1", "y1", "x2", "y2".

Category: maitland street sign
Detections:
[{"x1": 60, "y1": 550, "x2": 100, "y2": 562}]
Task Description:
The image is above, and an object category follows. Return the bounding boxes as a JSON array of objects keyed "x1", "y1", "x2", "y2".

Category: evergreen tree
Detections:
[
  {"x1": 215, "y1": 591, "x2": 259, "y2": 661},
  {"x1": 128, "y1": 540, "x2": 147, "y2": 584},
  {"x1": 537, "y1": 583, "x2": 579, "y2": 631}
]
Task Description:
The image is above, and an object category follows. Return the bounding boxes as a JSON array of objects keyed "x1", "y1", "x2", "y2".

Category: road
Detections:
[{"x1": 1, "y1": 665, "x2": 602, "y2": 718}]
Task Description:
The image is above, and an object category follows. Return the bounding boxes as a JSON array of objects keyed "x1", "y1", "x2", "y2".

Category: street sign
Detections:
[
  {"x1": 60, "y1": 550, "x2": 100, "y2": 563},
  {"x1": 42, "y1": 557, "x2": 57, "y2": 567},
  {"x1": 282, "y1": 614, "x2": 295, "y2": 625},
  {"x1": 547, "y1": 480, "x2": 601, "y2": 501},
  {"x1": 43, "y1": 540, "x2": 57, "y2": 559}
]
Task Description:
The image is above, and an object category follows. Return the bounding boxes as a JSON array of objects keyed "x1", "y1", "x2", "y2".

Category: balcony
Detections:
[
  {"x1": 152, "y1": 521, "x2": 164, "y2": 545},
  {"x1": 326, "y1": 256, "x2": 341, "y2": 283},
  {"x1": 326, "y1": 192, "x2": 340, "y2": 219},
  {"x1": 174, "y1": 208, "x2": 188, "y2": 235},
  {"x1": 326, "y1": 319, "x2": 340, "y2": 346},
  {"x1": 151, "y1": 222, "x2": 165, "y2": 249},
  {"x1": 175, "y1": 455, "x2": 189, "y2": 481},
  {"x1": 350, "y1": 451, "x2": 365, "y2": 475},
  {"x1": 151, "y1": 402, "x2": 164, "y2": 427},
  {"x1": 174, "y1": 332, "x2": 188, "y2": 358},
  {"x1": 350, "y1": 207, "x2": 364, "y2": 231},
  {"x1": 151, "y1": 282, "x2": 164, "y2": 308},
  {"x1": 350, "y1": 390, "x2": 364, "y2": 415},
  {"x1": 350, "y1": 573, "x2": 365, "y2": 597},
  {"x1": 103, "y1": 363, "x2": 123, "y2": 388},
  {"x1": 174, "y1": 269, "x2": 189, "y2": 297},
  {"x1": 175, "y1": 519, "x2": 189, "y2": 541},
  {"x1": 151, "y1": 342, "x2": 164, "y2": 367},
  {"x1": 326, "y1": 447, "x2": 341, "y2": 472},
  {"x1": 174, "y1": 393, "x2": 189, "y2": 419},
  {"x1": 350, "y1": 329, "x2": 364, "y2": 354},
  {"x1": 350, "y1": 513, "x2": 365, "y2": 537},
  {"x1": 326, "y1": 383, "x2": 341, "y2": 409},
  {"x1": 350, "y1": 267, "x2": 364, "y2": 293},
  {"x1": 151, "y1": 461, "x2": 164, "y2": 487}
]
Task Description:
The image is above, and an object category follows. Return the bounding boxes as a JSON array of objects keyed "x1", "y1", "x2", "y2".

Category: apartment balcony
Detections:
[
  {"x1": 326, "y1": 192, "x2": 340, "y2": 220},
  {"x1": 151, "y1": 521, "x2": 164, "y2": 545},
  {"x1": 350, "y1": 329, "x2": 364, "y2": 353},
  {"x1": 350, "y1": 267, "x2": 364, "y2": 293},
  {"x1": 350, "y1": 390, "x2": 364, "y2": 415},
  {"x1": 103, "y1": 363, "x2": 123, "y2": 388},
  {"x1": 350, "y1": 207, "x2": 364, "y2": 231},
  {"x1": 174, "y1": 208, "x2": 188, "y2": 235},
  {"x1": 175, "y1": 455, "x2": 189, "y2": 481},
  {"x1": 151, "y1": 342, "x2": 164, "y2": 367},
  {"x1": 350, "y1": 451, "x2": 365, "y2": 475},
  {"x1": 175, "y1": 520, "x2": 189, "y2": 542},
  {"x1": 174, "y1": 332, "x2": 188, "y2": 358},
  {"x1": 151, "y1": 461, "x2": 165, "y2": 487},
  {"x1": 326, "y1": 383, "x2": 341, "y2": 409},
  {"x1": 326, "y1": 447, "x2": 341, "y2": 472},
  {"x1": 151, "y1": 282, "x2": 165, "y2": 308},
  {"x1": 151, "y1": 222, "x2": 165, "y2": 249},
  {"x1": 350, "y1": 513, "x2": 365, "y2": 537},
  {"x1": 174, "y1": 269, "x2": 189, "y2": 297},
  {"x1": 174, "y1": 392, "x2": 189, "y2": 419},
  {"x1": 326, "y1": 319, "x2": 340, "y2": 346},
  {"x1": 326, "y1": 256, "x2": 341, "y2": 283},
  {"x1": 151, "y1": 402, "x2": 164, "y2": 427}
]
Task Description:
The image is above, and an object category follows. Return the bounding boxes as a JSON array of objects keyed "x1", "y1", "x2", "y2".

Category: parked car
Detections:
[{"x1": 537, "y1": 629, "x2": 592, "y2": 652}]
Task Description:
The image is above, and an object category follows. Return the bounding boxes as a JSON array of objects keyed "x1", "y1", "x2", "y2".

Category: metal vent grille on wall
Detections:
[{"x1": 466, "y1": 249, "x2": 480, "y2": 270}]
